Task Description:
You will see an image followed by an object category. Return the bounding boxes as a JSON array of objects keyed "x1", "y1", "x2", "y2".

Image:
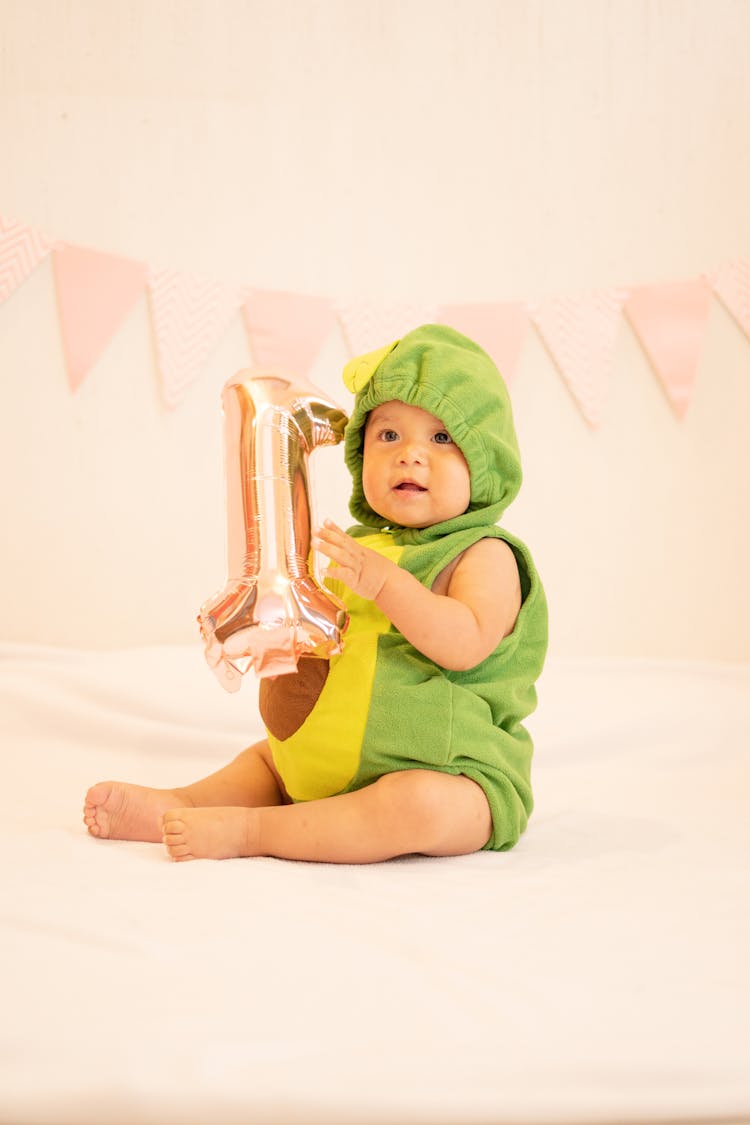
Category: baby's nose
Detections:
[{"x1": 399, "y1": 442, "x2": 427, "y2": 463}]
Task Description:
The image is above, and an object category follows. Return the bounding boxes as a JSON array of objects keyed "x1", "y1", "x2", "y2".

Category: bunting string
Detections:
[{"x1": 1, "y1": 212, "x2": 748, "y2": 425}]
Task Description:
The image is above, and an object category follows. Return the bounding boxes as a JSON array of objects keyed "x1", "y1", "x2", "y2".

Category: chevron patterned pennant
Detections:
[
  {"x1": 148, "y1": 268, "x2": 243, "y2": 409},
  {"x1": 624, "y1": 280, "x2": 713, "y2": 419},
  {"x1": 243, "y1": 288, "x2": 335, "y2": 375},
  {"x1": 530, "y1": 288, "x2": 630, "y2": 428},
  {"x1": 337, "y1": 298, "x2": 439, "y2": 357},
  {"x1": 0, "y1": 216, "x2": 55, "y2": 304},
  {"x1": 706, "y1": 258, "x2": 750, "y2": 343},
  {"x1": 437, "y1": 301, "x2": 528, "y2": 384}
]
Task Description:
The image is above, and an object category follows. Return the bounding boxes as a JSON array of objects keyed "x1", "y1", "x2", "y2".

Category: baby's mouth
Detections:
[{"x1": 394, "y1": 480, "x2": 427, "y2": 492}]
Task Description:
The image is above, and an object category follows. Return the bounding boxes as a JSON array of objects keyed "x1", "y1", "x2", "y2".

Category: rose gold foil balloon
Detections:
[{"x1": 198, "y1": 370, "x2": 349, "y2": 690}]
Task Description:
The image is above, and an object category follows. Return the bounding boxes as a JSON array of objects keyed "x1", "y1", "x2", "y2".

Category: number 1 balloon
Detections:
[{"x1": 198, "y1": 370, "x2": 349, "y2": 691}]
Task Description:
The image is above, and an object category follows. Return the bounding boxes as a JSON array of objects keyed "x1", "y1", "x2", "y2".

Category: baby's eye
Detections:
[
  {"x1": 380, "y1": 429, "x2": 399, "y2": 442},
  {"x1": 433, "y1": 431, "x2": 453, "y2": 444}
]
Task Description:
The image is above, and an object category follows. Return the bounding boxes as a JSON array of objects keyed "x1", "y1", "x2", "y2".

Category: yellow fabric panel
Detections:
[{"x1": 268, "y1": 534, "x2": 402, "y2": 802}]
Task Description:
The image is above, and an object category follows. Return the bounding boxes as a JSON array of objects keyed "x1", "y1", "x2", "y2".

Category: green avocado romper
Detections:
[
  {"x1": 261, "y1": 519, "x2": 547, "y2": 851},
  {"x1": 260, "y1": 323, "x2": 549, "y2": 851}
]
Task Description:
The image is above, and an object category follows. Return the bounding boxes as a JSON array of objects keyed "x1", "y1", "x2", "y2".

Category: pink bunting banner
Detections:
[
  {"x1": 148, "y1": 269, "x2": 243, "y2": 409},
  {"x1": 529, "y1": 288, "x2": 630, "y2": 428},
  {"x1": 54, "y1": 243, "x2": 148, "y2": 392},
  {"x1": 706, "y1": 258, "x2": 750, "y2": 343},
  {"x1": 0, "y1": 216, "x2": 55, "y2": 305},
  {"x1": 437, "y1": 301, "x2": 528, "y2": 383},
  {"x1": 243, "y1": 288, "x2": 335, "y2": 375},
  {"x1": 337, "y1": 298, "x2": 439, "y2": 357},
  {"x1": 1, "y1": 212, "x2": 748, "y2": 423},
  {"x1": 624, "y1": 280, "x2": 713, "y2": 418}
]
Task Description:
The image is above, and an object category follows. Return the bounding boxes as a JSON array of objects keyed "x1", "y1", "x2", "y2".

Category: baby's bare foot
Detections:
[
  {"x1": 84, "y1": 781, "x2": 193, "y2": 843},
  {"x1": 162, "y1": 807, "x2": 258, "y2": 862}
]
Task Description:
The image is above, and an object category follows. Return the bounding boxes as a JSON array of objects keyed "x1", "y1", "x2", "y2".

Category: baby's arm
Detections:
[{"x1": 313, "y1": 521, "x2": 521, "y2": 671}]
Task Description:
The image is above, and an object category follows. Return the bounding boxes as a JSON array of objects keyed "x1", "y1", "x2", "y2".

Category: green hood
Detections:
[{"x1": 343, "y1": 324, "x2": 522, "y2": 543}]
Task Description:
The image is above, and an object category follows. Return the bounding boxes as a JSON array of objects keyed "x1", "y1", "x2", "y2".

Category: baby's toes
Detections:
[
  {"x1": 162, "y1": 814, "x2": 192, "y2": 861},
  {"x1": 83, "y1": 801, "x2": 104, "y2": 835}
]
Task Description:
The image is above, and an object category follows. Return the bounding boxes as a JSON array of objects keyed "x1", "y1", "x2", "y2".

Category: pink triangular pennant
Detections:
[
  {"x1": 705, "y1": 259, "x2": 750, "y2": 342},
  {"x1": 624, "y1": 280, "x2": 712, "y2": 418},
  {"x1": 148, "y1": 269, "x2": 243, "y2": 409},
  {"x1": 54, "y1": 244, "x2": 148, "y2": 392},
  {"x1": 437, "y1": 301, "x2": 528, "y2": 383},
  {"x1": 529, "y1": 288, "x2": 629, "y2": 428},
  {"x1": 337, "y1": 299, "x2": 438, "y2": 357},
  {"x1": 0, "y1": 216, "x2": 54, "y2": 304},
  {"x1": 243, "y1": 288, "x2": 335, "y2": 374}
]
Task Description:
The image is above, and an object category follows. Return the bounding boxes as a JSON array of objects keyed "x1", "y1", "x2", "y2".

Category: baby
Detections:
[{"x1": 84, "y1": 325, "x2": 548, "y2": 863}]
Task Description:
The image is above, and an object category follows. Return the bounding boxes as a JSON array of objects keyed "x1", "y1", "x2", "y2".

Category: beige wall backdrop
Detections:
[{"x1": 1, "y1": 0, "x2": 749, "y2": 660}]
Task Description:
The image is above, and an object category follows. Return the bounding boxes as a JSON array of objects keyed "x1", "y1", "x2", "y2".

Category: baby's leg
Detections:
[
  {"x1": 162, "y1": 769, "x2": 492, "y2": 863},
  {"x1": 84, "y1": 740, "x2": 284, "y2": 842}
]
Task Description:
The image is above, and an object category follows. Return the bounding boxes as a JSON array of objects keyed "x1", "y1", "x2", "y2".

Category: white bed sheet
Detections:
[{"x1": 1, "y1": 642, "x2": 748, "y2": 1125}]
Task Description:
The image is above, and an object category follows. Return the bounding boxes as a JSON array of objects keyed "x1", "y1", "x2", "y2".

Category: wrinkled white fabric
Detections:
[{"x1": 1, "y1": 644, "x2": 748, "y2": 1125}]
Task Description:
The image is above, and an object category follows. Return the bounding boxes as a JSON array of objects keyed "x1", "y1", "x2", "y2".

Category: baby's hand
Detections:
[{"x1": 312, "y1": 520, "x2": 391, "y2": 601}]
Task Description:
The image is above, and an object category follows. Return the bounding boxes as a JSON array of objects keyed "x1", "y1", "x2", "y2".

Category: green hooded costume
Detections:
[{"x1": 260, "y1": 325, "x2": 548, "y2": 850}]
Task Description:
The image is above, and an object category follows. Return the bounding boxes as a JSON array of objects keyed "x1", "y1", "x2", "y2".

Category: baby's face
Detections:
[{"x1": 361, "y1": 400, "x2": 471, "y2": 528}]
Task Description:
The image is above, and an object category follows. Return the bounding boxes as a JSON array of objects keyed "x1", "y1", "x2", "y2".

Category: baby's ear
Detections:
[{"x1": 343, "y1": 339, "x2": 400, "y2": 393}]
